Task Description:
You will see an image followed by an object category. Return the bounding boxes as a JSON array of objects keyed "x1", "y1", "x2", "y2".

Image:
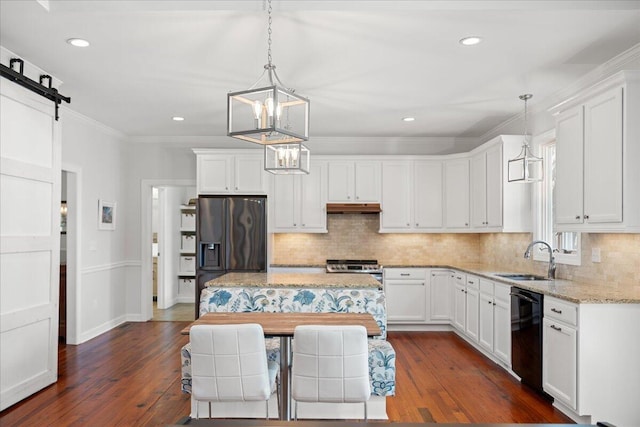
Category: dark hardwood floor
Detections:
[{"x1": 0, "y1": 324, "x2": 572, "y2": 426}]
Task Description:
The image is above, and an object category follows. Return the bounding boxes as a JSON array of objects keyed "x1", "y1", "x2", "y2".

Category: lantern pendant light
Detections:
[
  {"x1": 227, "y1": 0, "x2": 310, "y2": 147},
  {"x1": 508, "y1": 94, "x2": 543, "y2": 183}
]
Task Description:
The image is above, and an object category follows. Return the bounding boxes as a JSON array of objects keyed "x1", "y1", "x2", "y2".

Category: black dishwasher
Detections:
[{"x1": 511, "y1": 287, "x2": 544, "y2": 394}]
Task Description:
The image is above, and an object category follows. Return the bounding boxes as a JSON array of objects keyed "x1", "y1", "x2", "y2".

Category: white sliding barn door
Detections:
[{"x1": 0, "y1": 81, "x2": 61, "y2": 410}]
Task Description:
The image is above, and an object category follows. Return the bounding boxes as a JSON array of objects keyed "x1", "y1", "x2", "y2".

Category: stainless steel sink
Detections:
[{"x1": 494, "y1": 273, "x2": 548, "y2": 281}]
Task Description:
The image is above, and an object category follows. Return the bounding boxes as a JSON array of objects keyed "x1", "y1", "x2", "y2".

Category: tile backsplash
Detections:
[
  {"x1": 273, "y1": 215, "x2": 640, "y2": 287},
  {"x1": 272, "y1": 215, "x2": 481, "y2": 266}
]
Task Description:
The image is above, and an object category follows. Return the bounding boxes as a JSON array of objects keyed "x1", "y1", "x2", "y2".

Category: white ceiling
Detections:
[{"x1": 1, "y1": 1, "x2": 639, "y2": 154}]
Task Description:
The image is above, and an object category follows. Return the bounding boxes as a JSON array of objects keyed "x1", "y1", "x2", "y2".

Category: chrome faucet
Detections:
[{"x1": 524, "y1": 240, "x2": 556, "y2": 279}]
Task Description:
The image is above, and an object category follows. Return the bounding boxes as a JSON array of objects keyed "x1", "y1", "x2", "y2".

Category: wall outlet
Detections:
[{"x1": 591, "y1": 247, "x2": 601, "y2": 263}]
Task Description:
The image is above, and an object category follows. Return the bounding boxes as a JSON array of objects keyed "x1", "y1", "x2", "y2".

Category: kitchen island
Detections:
[{"x1": 204, "y1": 271, "x2": 381, "y2": 289}]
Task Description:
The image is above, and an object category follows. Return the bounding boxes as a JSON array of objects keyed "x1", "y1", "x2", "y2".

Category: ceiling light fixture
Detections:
[
  {"x1": 459, "y1": 36, "x2": 482, "y2": 46},
  {"x1": 66, "y1": 38, "x2": 90, "y2": 48},
  {"x1": 402, "y1": 117, "x2": 415, "y2": 122},
  {"x1": 264, "y1": 142, "x2": 310, "y2": 175},
  {"x1": 508, "y1": 94, "x2": 543, "y2": 183},
  {"x1": 227, "y1": 0, "x2": 310, "y2": 149},
  {"x1": 172, "y1": 116, "x2": 185, "y2": 121}
]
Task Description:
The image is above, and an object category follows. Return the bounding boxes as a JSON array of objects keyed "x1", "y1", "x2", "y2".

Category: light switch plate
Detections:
[{"x1": 591, "y1": 247, "x2": 601, "y2": 263}]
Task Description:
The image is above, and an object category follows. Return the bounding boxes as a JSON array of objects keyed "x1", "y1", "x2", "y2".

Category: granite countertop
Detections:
[
  {"x1": 271, "y1": 263, "x2": 640, "y2": 304},
  {"x1": 205, "y1": 272, "x2": 381, "y2": 289}
]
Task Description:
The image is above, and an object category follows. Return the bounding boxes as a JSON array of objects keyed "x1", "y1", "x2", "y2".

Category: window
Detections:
[{"x1": 535, "y1": 133, "x2": 581, "y2": 266}]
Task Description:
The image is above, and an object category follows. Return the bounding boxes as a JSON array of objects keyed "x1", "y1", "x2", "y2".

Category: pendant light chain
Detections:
[
  {"x1": 520, "y1": 94, "x2": 532, "y2": 147},
  {"x1": 267, "y1": 0, "x2": 273, "y2": 67}
]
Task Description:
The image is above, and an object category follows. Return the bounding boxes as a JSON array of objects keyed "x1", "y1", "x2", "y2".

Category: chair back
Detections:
[
  {"x1": 190, "y1": 323, "x2": 272, "y2": 402},
  {"x1": 292, "y1": 325, "x2": 371, "y2": 404}
]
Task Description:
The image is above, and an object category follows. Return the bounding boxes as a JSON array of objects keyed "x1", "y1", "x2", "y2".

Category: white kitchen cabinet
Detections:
[
  {"x1": 543, "y1": 297, "x2": 578, "y2": 410},
  {"x1": 470, "y1": 136, "x2": 531, "y2": 232},
  {"x1": 194, "y1": 150, "x2": 266, "y2": 195},
  {"x1": 380, "y1": 160, "x2": 443, "y2": 232},
  {"x1": 551, "y1": 71, "x2": 640, "y2": 232},
  {"x1": 272, "y1": 161, "x2": 327, "y2": 233},
  {"x1": 327, "y1": 160, "x2": 380, "y2": 202},
  {"x1": 464, "y1": 276, "x2": 480, "y2": 342},
  {"x1": 478, "y1": 279, "x2": 494, "y2": 352},
  {"x1": 380, "y1": 161, "x2": 412, "y2": 230},
  {"x1": 444, "y1": 158, "x2": 470, "y2": 229},
  {"x1": 384, "y1": 268, "x2": 428, "y2": 323},
  {"x1": 430, "y1": 269, "x2": 451, "y2": 321},
  {"x1": 452, "y1": 272, "x2": 466, "y2": 331},
  {"x1": 493, "y1": 283, "x2": 511, "y2": 367}
]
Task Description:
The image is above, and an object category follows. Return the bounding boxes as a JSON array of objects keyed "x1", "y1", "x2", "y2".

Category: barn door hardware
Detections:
[{"x1": 0, "y1": 57, "x2": 71, "y2": 120}]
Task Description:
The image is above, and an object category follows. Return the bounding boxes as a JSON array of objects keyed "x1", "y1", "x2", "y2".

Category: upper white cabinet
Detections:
[
  {"x1": 327, "y1": 160, "x2": 380, "y2": 202},
  {"x1": 194, "y1": 150, "x2": 266, "y2": 195},
  {"x1": 470, "y1": 136, "x2": 531, "y2": 232},
  {"x1": 380, "y1": 160, "x2": 443, "y2": 232},
  {"x1": 272, "y1": 161, "x2": 327, "y2": 233},
  {"x1": 444, "y1": 158, "x2": 470, "y2": 229},
  {"x1": 551, "y1": 70, "x2": 640, "y2": 232}
]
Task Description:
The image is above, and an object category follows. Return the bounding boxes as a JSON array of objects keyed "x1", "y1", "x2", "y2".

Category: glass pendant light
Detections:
[
  {"x1": 227, "y1": 0, "x2": 310, "y2": 146},
  {"x1": 264, "y1": 142, "x2": 310, "y2": 174},
  {"x1": 508, "y1": 94, "x2": 543, "y2": 183}
]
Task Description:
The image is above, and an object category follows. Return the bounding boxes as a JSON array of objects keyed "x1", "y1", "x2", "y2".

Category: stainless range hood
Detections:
[{"x1": 326, "y1": 203, "x2": 382, "y2": 214}]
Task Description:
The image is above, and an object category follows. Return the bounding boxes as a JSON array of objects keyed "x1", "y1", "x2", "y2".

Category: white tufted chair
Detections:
[
  {"x1": 190, "y1": 323, "x2": 279, "y2": 419},
  {"x1": 291, "y1": 325, "x2": 371, "y2": 420}
]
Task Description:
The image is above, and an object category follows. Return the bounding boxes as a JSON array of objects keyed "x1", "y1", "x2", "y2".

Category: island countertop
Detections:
[{"x1": 205, "y1": 272, "x2": 381, "y2": 289}]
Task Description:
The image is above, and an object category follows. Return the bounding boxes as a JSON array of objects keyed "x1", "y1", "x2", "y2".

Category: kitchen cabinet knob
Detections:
[
  {"x1": 493, "y1": 302, "x2": 496, "y2": 306},
  {"x1": 551, "y1": 308, "x2": 562, "y2": 314},
  {"x1": 225, "y1": 187, "x2": 228, "y2": 190},
  {"x1": 407, "y1": 223, "x2": 410, "y2": 226},
  {"x1": 416, "y1": 223, "x2": 419, "y2": 227},
  {"x1": 293, "y1": 223, "x2": 297, "y2": 226},
  {"x1": 550, "y1": 324, "x2": 562, "y2": 332},
  {"x1": 235, "y1": 186, "x2": 238, "y2": 190},
  {"x1": 488, "y1": 300, "x2": 492, "y2": 305},
  {"x1": 465, "y1": 223, "x2": 469, "y2": 227},
  {"x1": 302, "y1": 224, "x2": 306, "y2": 227},
  {"x1": 356, "y1": 196, "x2": 359, "y2": 200},
  {"x1": 347, "y1": 195, "x2": 351, "y2": 200},
  {"x1": 575, "y1": 215, "x2": 581, "y2": 220},
  {"x1": 584, "y1": 214, "x2": 590, "y2": 220}
]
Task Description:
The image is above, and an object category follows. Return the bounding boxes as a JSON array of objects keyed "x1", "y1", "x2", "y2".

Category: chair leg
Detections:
[
  {"x1": 195, "y1": 400, "x2": 199, "y2": 420},
  {"x1": 208, "y1": 402, "x2": 212, "y2": 419},
  {"x1": 364, "y1": 401, "x2": 368, "y2": 421},
  {"x1": 294, "y1": 401, "x2": 298, "y2": 421},
  {"x1": 266, "y1": 400, "x2": 269, "y2": 420}
]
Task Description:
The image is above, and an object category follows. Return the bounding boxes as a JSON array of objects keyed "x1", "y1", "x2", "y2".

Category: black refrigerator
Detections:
[{"x1": 195, "y1": 196, "x2": 267, "y2": 318}]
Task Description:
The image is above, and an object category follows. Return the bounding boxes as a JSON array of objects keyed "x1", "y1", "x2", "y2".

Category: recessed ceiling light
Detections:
[
  {"x1": 172, "y1": 116, "x2": 185, "y2": 121},
  {"x1": 402, "y1": 117, "x2": 415, "y2": 122},
  {"x1": 459, "y1": 36, "x2": 482, "y2": 46},
  {"x1": 66, "y1": 38, "x2": 90, "y2": 48}
]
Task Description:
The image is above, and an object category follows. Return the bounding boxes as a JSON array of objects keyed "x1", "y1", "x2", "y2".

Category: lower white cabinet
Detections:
[
  {"x1": 430, "y1": 270, "x2": 452, "y2": 321},
  {"x1": 384, "y1": 268, "x2": 428, "y2": 323},
  {"x1": 464, "y1": 276, "x2": 480, "y2": 342},
  {"x1": 452, "y1": 272, "x2": 466, "y2": 331},
  {"x1": 478, "y1": 279, "x2": 511, "y2": 367},
  {"x1": 543, "y1": 296, "x2": 578, "y2": 410}
]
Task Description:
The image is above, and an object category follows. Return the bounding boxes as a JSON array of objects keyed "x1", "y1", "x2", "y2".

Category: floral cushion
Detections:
[{"x1": 181, "y1": 287, "x2": 396, "y2": 397}]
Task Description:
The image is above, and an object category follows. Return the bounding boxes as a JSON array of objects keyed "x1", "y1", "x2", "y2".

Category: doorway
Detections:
[{"x1": 60, "y1": 166, "x2": 80, "y2": 345}]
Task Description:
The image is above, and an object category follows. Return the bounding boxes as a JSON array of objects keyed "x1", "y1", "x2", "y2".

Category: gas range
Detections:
[{"x1": 325, "y1": 259, "x2": 382, "y2": 274}]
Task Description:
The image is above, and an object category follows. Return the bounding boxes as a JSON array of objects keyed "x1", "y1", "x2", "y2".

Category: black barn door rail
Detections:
[{"x1": 0, "y1": 57, "x2": 71, "y2": 120}]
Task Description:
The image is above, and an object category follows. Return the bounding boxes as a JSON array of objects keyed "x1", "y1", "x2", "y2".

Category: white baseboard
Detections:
[{"x1": 77, "y1": 315, "x2": 128, "y2": 344}]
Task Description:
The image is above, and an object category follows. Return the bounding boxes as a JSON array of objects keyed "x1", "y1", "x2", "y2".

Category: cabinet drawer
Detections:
[
  {"x1": 544, "y1": 297, "x2": 578, "y2": 326},
  {"x1": 181, "y1": 234, "x2": 196, "y2": 253},
  {"x1": 479, "y1": 279, "x2": 494, "y2": 295},
  {"x1": 384, "y1": 268, "x2": 428, "y2": 280},
  {"x1": 181, "y1": 212, "x2": 196, "y2": 230},
  {"x1": 494, "y1": 282, "x2": 511, "y2": 302},
  {"x1": 466, "y1": 275, "x2": 480, "y2": 290},
  {"x1": 178, "y1": 277, "x2": 195, "y2": 289},
  {"x1": 179, "y1": 256, "x2": 196, "y2": 274}
]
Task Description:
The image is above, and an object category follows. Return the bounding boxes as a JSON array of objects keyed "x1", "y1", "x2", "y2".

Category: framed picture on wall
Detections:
[{"x1": 98, "y1": 199, "x2": 117, "y2": 230}]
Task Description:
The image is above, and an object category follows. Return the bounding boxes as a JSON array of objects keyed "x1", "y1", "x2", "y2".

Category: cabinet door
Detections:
[
  {"x1": 471, "y1": 151, "x2": 487, "y2": 228},
  {"x1": 444, "y1": 158, "x2": 470, "y2": 229},
  {"x1": 493, "y1": 283, "x2": 511, "y2": 366},
  {"x1": 453, "y1": 283, "x2": 466, "y2": 331},
  {"x1": 430, "y1": 270, "x2": 451, "y2": 321},
  {"x1": 385, "y1": 279, "x2": 427, "y2": 323},
  {"x1": 381, "y1": 161, "x2": 412, "y2": 229},
  {"x1": 479, "y1": 292, "x2": 494, "y2": 352},
  {"x1": 272, "y1": 174, "x2": 296, "y2": 230},
  {"x1": 583, "y1": 87, "x2": 623, "y2": 224},
  {"x1": 414, "y1": 160, "x2": 443, "y2": 229},
  {"x1": 327, "y1": 161, "x2": 354, "y2": 202},
  {"x1": 555, "y1": 106, "x2": 584, "y2": 224},
  {"x1": 299, "y1": 162, "x2": 327, "y2": 231},
  {"x1": 543, "y1": 318, "x2": 577, "y2": 410},
  {"x1": 234, "y1": 155, "x2": 264, "y2": 193},
  {"x1": 485, "y1": 144, "x2": 503, "y2": 227},
  {"x1": 354, "y1": 161, "x2": 381, "y2": 202},
  {"x1": 198, "y1": 156, "x2": 231, "y2": 194},
  {"x1": 465, "y1": 284, "x2": 480, "y2": 342}
]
